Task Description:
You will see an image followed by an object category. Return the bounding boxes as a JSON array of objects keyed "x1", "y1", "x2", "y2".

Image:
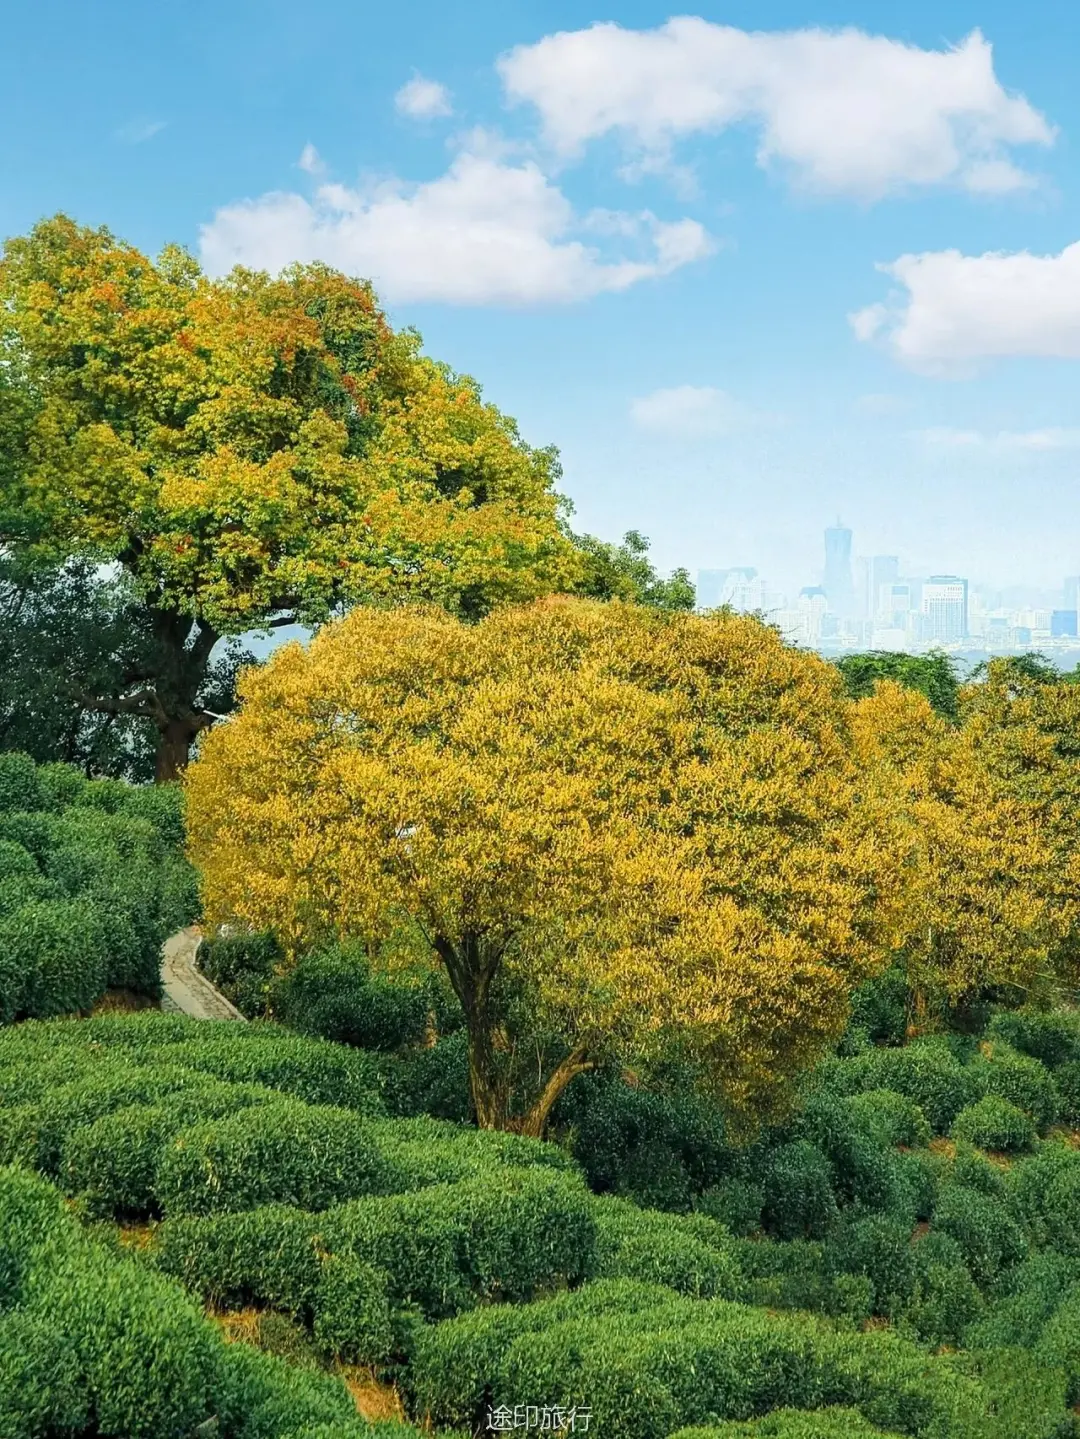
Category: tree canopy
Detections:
[
  {"x1": 0, "y1": 216, "x2": 578, "y2": 777},
  {"x1": 186, "y1": 597, "x2": 900, "y2": 1133},
  {"x1": 834, "y1": 650, "x2": 961, "y2": 721},
  {"x1": 570, "y1": 528, "x2": 695, "y2": 610}
]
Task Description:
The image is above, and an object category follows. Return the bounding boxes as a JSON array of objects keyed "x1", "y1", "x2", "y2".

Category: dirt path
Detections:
[{"x1": 161, "y1": 926, "x2": 247, "y2": 1021}]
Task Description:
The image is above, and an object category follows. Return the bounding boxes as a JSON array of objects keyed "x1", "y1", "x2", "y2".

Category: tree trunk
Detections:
[
  {"x1": 515, "y1": 1047, "x2": 594, "y2": 1139},
  {"x1": 436, "y1": 932, "x2": 508, "y2": 1130},
  {"x1": 154, "y1": 716, "x2": 202, "y2": 783}
]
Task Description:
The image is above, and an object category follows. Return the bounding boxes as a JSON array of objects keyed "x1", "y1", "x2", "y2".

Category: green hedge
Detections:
[
  {"x1": 590, "y1": 1197, "x2": 743, "y2": 1298},
  {"x1": 408, "y1": 1278, "x2": 1051, "y2": 1439},
  {"x1": 951, "y1": 1096, "x2": 1038, "y2": 1153},
  {"x1": 60, "y1": 1080, "x2": 277, "y2": 1218},
  {"x1": 270, "y1": 944, "x2": 431, "y2": 1052},
  {"x1": 0, "y1": 1164, "x2": 419, "y2": 1439},
  {"x1": 670, "y1": 1411, "x2": 904, "y2": 1439},
  {"x1": 0, "y1": 758, "x2": 198, "y2": 1021},
  {"x1": 154, "y1": 1101, "x2": 393, "y2": 1216}
]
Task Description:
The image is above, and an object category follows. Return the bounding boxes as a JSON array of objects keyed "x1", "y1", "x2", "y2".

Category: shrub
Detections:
[
  {"x1": 847, "y1": 966, "x2": 910, "y2": 1047},
  {"x1": 669, "y1": 1411, "x2": 902, "y2": 1438},
  {"x1": 590, "y1": 1197, "x2": 741, "y2": 1299},
  {"x1": 197, "y1": 929, "x2": 283, "y2": 1018},
  {"x1": 150, "y1": 1030, "x2": 387, "y2": 1113},
  {"x1": 952, "y1": 1095, "x2": 1038, "y2": 1153},
  {"x1": 933, "y1": 1184, "x2": 1028, "y2": 1288},
  {"x1": 1007, "y1": 1144, "x2": 1080, "y2": 1254},
  {"x1": 970, "y1": 1045, "x2": 1060, "y2": 1130},
  {"x1": 155, "y1": 1205, "x2": 325, "y2": 1314},
  {"x1": 561, "y1": 1074, "x2": 732, "y2": 1211},
  {"x1": 989, "y1": 1010, "x2": 1080, "y2": 1069},
  {"x1": 153, "y1": 1101, "x2": 392, "y2": 1216},
  {"x1": 408, "y1": 1280, "x2": 995, "y2": 1439},
  {"x1": 845, "y1": 1090, "x2": 932, "y2": 1150},
  {"x1": 60, "y1": 1081, "x2": 275, "y2": 1218},
  {"x1": 696, "y1": 1178, "x2": 764, "y2": 1237},
  {"x1": 823, "y1": 1041, "x2": 977, "y2": 1133},
  {"x1": 0, "y1": 898, "x2": 109, "y2": 1021},
  {"x1": 1034, "y1": 1285, "x2": 1080, "y2": 1404},
  {"x1": 828, "y1": 1215, "x2": 916, "y2": 1317},
  {"x1": 384, "y1": 1032, "x2": 471, "y2": 1121},
  {"x1": 1052, "y1": 1061, "x2": 1080, "y2": 1125},
  {"x1": 761, "y1": 1141, "x2": 838, "y2": 1240},
  {"x1": 0, "y1": 753, "x2": 43, "y2": 814},
  {"x1": 271, "y1": 944, "x2": 431, "y2": 1052},
  {"x1": 899, "y1": 1231, "x2": 984, "y2": 1347},
  {"x1": 312, "y1": 1255, "x2": 394, "y2": 1363}
]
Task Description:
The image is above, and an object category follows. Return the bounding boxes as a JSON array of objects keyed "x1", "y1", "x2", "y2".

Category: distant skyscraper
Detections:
[
  {"x1": 1052, "y1": 610, "x2": 1079, "y2": 638},
  {"x1": 1065, "y1": 577, "x2": 1080, "y2": 611},
  {"x1": 823, "y1": 521, "x2": 854, "y2": 617},
  {"x1": 921, "y1": 576, "x2": 969, "y2": 642},
  {"x1": 697, "y1": 567, "x2": 759, "y2": 611},
  {"x1": 870, "y1": 556, "x2": 900, "y2": 620}
]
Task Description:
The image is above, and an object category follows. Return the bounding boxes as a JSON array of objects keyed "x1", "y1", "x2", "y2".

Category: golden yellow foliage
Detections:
[
  {"x1": 0, "y1": 217, "x2": 577, "y2": 626},
  {"x1": 851, "y1": 680, "x2": 1069, "y2": 1005},
  {"x1": 187, "y1": 598, "x2": 900, "y2": 1131}
]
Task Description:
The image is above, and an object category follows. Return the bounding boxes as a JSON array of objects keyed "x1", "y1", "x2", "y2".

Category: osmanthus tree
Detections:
[
  {"x1": 186, "y1": 597, "x2": 904, "y2": 1134},
  {"x1": 0, "y1": 215, "x2": 578, "y2": 780},
  {"x1": 849, "y1": 680, "x2": 1073, "y2": 1018}
]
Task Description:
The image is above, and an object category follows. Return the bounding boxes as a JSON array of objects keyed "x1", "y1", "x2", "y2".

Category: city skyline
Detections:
[{"x1": 698, "y1": 522, "x2": 1080, "y2": 660}]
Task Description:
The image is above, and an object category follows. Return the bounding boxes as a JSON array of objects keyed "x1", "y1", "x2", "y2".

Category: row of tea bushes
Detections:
[
  {"x1": 406, "y1": 1278, "x2": 1070, "y2": 1439},
  {"x1": 0, "y1": 753, "x2": 198, "y2": 1020},
  {"x1": 0, "y1": 1164, "x2": 418, "y2": 1439}
]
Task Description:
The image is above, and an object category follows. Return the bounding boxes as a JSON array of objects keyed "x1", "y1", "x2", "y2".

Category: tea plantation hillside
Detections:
[
  {"x1": 0, "y1": 753, "x2": 197, "y2": 1020},
  {"x1": 5, "y1": 990, "x2": 1080, "y2": 1437}
]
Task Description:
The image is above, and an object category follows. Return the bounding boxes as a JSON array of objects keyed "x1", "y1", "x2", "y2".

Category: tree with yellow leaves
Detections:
[
  {"x1": 850, "y1": 679, "x2": 1072, "y2": 1018},
  {"x1": 0, "y1": 216, "x2": 577, "y2": 779},
  {"x1": 187, "y1": 597, "x2": 901, "y2": 1133}
]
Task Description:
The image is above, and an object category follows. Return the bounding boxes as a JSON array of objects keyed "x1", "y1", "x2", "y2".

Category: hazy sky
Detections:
[{"x1": 3, "y1": 0, "x2": 1079, "y2": 596}]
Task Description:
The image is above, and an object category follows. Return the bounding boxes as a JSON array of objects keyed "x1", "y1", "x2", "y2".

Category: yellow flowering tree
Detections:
[
  {"x1": 0, "y1": 216, "x2": 577, "y2": 779},
  {"x1": 851, "y1": 680, "x2": 1070, "y2": 1015},
  {"x1": 187, "y1": 598, "x2": 900, "y2": 1133}
]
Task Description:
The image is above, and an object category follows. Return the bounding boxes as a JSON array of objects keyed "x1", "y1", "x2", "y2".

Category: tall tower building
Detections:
[
  {"x1": 921, "y1": 576, "x2": 969, "y2": 642},
  {"x1": 823, "y1": 521, "x2": 854, "y2": 617}
]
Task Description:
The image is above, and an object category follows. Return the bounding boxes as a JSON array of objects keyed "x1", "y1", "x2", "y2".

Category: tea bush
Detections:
[
  {"x1": 0, "y1": 757, "x2": 197, "y2": 1021},
  {"x1": 951, "y1": 1095, "x2": 1038, "y2": 1153}
]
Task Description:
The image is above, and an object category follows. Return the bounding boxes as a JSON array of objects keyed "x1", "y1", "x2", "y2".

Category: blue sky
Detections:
[{"x1": 3, "y1": 0, "x2": 1080, "y2": 596}]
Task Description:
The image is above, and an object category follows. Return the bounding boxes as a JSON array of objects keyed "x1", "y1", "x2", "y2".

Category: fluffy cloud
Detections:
[
  {"x1": 498, "y1": 20, "x2": 1053, "y2": 198},
  {"x1": 394, "y1": 75, "x2": 453, "y2": 120},
  {"x1": 917, "y1": 426, "x2": 1080, "y2": 450},
  {"x1": 630, "y1": 385, "x2": 749, "y2": 437},
  {"x1": 852, "y1": 242, "x2": 1080, "y2": 369},
  {"x1": 199, "y1": 152, "x2": 712, "y2": 305}
]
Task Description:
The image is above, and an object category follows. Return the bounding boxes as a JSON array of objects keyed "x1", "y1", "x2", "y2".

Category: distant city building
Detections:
[
  {"x1": 1052, "y1": 610, "x2": 1079, "y2": 638},
  {"x1": 696, "y1": 567, "x2": 761, "y2": 610},
  {"x1": 870, "y1": 556, "x2": 900, "y2": 621},
  {"x1": 823, "y1": 521, "x2": 855, "y2": 618},
  {"x1": 1065, "y1": 577, "x2": 1080, "y2": 611},
  {"x1": 921, "y1": 576, "x2": 969, "y2": 643},
  {"x1": 797, "y1": 586, "x2": 829, "y2": 644}
]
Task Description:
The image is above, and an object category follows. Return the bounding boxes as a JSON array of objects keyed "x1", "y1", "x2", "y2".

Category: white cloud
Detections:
[
  {"x1": 916, "y1": 426, "x2": 1080, "y2": 450},
  {"x1": 297, "y1": 143, "x2": 325, "y2": 176},
  {"x1": 115, "y1": 118, "x2": 166, "y2": 144},
  {"x1": 498, "y1": 20, "x2": 1053, "y2": 199},
  {"x1": 852, "y1": 242, "x2": 1080, "y2": 370},
  {"x1": 199, "y1": 152, "x2": 713, "y2": 306},
  {"x1": 395, "y1": 74, "x2": 453, "y2": 120},
  {"x1": 630, "y1": 385, "x2": 749, "y2": 437}
]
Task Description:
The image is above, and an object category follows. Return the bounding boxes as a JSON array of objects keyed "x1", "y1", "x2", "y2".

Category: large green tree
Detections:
[{"x1": 0, "y1": 216, "x2": 578, "y2": 779}]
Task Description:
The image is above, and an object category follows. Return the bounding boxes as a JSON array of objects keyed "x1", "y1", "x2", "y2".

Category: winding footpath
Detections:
[{"x1": 161, "y1": 926, "x2": 247, "y2": 1021}]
